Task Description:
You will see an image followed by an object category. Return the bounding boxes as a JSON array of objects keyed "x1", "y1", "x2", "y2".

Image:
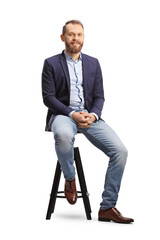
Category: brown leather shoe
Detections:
[
  {"x1": 98, "y1": 208, "x2": 134, "y2": 223},
  {"x1": 64, "y1": 178, "x2": 77, "y2": 205}
]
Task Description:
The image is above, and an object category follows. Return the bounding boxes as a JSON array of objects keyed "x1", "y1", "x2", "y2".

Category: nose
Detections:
[
  {"x1": 72, "y1": 34, "x2": 79, "y2": 41},
  {"x1": 73, "y1": 36, "x2": 77, "y2": 41}
]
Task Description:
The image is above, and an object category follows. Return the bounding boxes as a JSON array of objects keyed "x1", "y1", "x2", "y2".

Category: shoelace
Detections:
[
  {"x1": 68, "y1": 181, "x2": 72, "y2": 189},
  {"x1": 66, "y1": 181, "x2": 73, "y2": 192}
]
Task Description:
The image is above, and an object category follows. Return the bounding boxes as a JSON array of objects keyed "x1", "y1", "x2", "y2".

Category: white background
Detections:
[{"x1": 0, "y1": 0, "x2": 160, "y2": 239}]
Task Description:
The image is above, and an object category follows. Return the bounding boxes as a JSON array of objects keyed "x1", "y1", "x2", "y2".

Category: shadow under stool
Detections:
[{"x1": 46, "y1": 147, "x2": 92, "y2": 220}]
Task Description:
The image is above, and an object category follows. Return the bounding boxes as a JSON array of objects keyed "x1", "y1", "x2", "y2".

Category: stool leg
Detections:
[
  {"x1": 46, "y1": 161, "x2": 61, "y2": 220},
  {"x1": 74, "y1": 147, "x2": 92, "y2": 220}
]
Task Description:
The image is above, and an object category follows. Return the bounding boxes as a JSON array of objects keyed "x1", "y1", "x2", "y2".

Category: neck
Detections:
[{"x1": 65, "y1": 50, "x2": 80, "y2": 61}]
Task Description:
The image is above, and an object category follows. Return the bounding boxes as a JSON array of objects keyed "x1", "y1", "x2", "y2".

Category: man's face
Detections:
[{"x1": 61, "y1": 23, "x2": 84, "y2": 54}]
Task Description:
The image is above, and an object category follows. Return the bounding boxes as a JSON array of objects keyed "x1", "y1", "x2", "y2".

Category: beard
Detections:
[{"x1": 65, "y1": 41, "x2": 83, "y2": 54}]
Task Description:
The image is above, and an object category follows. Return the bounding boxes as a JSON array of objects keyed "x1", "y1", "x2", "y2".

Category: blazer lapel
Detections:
[
  {"x1": 81, "y1": 53, "x2": 88, "y2": 94},
  {"x1": 60, "y1": 52, "x2": 89, "y2": 94},
  {"x1": 60, "y1": 51, "x2": 70, "y2": 91}
]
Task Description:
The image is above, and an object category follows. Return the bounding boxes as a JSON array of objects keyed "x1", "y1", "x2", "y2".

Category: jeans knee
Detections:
[
  {"x1": 54, "y1": 130, "x2": 75, "y2": 151},
  {"x1": 118, "y1": 145, "x2": 128, "y2": 165},
  {"x1": 121, "y1": 146, "x2": 128, "y2": 158},
  {"x1": 111, "y1": 144, "x2": 128, "y2": 166}
]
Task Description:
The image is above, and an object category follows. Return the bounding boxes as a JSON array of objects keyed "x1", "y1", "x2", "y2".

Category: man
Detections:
[{"x1": 42, "y1": 20, "x2": 134, "y2": 223}]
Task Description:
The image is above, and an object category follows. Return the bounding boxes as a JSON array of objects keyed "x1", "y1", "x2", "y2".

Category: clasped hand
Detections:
[{"x1": 71, "y1": 112, "x2": 96, "y2": 128}]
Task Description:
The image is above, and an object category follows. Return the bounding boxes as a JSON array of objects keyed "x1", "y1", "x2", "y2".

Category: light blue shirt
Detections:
[
  {"x1": 64, "y1": 51, "x2": 98, "y2": 120},
  {"x1": 64, "y1": 51, "x2": 84, "y2": 111}
]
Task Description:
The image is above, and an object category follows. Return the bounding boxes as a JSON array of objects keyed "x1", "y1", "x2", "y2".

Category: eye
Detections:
[{"x1": 67, "y1": 33, "x2": 74, "y2": 37}]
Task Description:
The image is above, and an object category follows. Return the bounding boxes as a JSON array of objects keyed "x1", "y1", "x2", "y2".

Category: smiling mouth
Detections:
[{"x1": 71, "y1": 42, "x2": 80, "y2": 45}]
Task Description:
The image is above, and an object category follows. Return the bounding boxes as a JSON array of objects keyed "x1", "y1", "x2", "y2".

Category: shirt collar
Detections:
[{"x1": 64, "y1": 50, "x2": 82, "y2": 62}]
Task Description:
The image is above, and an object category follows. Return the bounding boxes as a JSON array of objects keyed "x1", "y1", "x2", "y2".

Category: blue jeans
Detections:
[{"x1": 51, "y1": 114, "x2": 128, "y2": 210}]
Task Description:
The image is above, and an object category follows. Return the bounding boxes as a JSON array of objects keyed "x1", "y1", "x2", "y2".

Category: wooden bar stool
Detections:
[{"x1": 46, "y1": 147, "x2": 92, "y2": 220}]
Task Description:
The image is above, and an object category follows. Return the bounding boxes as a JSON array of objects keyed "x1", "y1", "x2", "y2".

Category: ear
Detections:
[{"x1": 60, "y1": 34, "x2": 64, "y2": 42}]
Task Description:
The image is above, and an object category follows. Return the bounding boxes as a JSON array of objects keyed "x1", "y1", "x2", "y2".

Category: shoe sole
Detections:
[
  {"x1": 98, "y1": 218, "x2": 133, "y2": 224},
  {"x1": 98, "y1": 217, "x2": 110, "y2": 222}
]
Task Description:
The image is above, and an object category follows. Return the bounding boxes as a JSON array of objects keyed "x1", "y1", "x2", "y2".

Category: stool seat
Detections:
[{"x1": 46, "y1": 147, "x2": 92, "y2": 220}]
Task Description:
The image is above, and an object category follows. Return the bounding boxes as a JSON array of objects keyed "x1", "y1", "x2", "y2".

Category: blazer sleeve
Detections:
[
  {"x1": 42, "y1": 59, "x2": 73, "y2": 116},
  {"x1": 90, "y1": 60, "x2": 105, "y2": 117}
]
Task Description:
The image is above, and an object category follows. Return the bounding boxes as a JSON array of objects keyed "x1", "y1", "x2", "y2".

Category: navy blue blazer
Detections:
[{"x1": 42, "y1": 51, "x2": 105, "y2": 131}]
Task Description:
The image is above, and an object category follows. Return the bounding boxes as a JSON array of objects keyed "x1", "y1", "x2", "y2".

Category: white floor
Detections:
[{"x1": 1, "y1": 196, "x2": 158, "y2": 240}]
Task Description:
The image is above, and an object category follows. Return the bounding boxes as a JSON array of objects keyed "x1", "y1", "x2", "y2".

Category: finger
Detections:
[
  {"x1": 85, "y1": 117, "x2": 91, "y2": 121},
  {"x1": 80, "y1": 118, "x2": 89, "y2": 123},
  {"x1": 80, "y1": 112, "x2": 90, "y2": 117}
]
